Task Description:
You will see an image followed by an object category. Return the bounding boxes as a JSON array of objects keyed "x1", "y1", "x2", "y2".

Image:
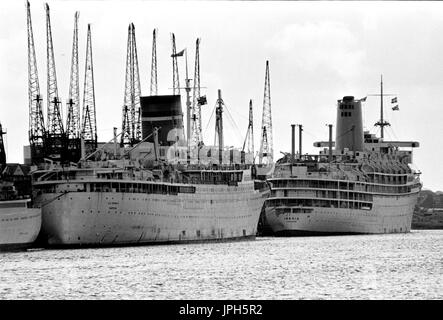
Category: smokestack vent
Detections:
[{"x1": 335, "y1": 96, "x2": 364, "y2": 152}]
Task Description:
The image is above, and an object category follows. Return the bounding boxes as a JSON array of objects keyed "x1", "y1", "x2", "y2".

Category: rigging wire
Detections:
[
  {"x1": 335, "y1": 126, "x2": 355, "y2": 140},
  {"x1": 387, "y1": 108, "x2": 399, "y2": 140},
  {"x1": 302, "y1": 128, "x2": 320, "y2": 140},
  {"x1": 202, "y1": 99, "x2": 245, "y2": 147},
  {"x1": 373, "y1": 125, "x2": 380, "y2": 137},
  {"x1": 226, "y1": 103, "x2": 249, "y2": 122},
  {"x1": 223, "y1": 103, "x2": 244, "y2": 146},
  {"x1": 202, "y1": 103, "x2": 216, "y2": 138}
]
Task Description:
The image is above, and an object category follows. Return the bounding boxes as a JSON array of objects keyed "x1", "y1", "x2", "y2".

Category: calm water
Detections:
[{"x1": 0, "y1": 230, "x2": 442, "y2": 299}]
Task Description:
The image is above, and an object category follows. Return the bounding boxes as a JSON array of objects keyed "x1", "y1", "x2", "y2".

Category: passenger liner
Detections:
[
  {"x1": 32, "y1": 161, "x2": 268, "y2": 246},
  {"x1": 263, "y1": 81, "x2": 422, "y2": 235},
  {"x1": 0, "y1": 124, "x2": 41, "y2": 251},
  {"x1": 0, "y1": 182, "x2": 41, "y2": 250},
  {"x1": 31, "y1": 93, "x2": 269, "y2": 247}
]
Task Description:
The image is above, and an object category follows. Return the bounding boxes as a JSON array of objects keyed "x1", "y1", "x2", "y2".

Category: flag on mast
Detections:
[
  {"x1": 392, "y1": 105, "x2": 399, "y2": 111},
  {"x1": 171, "y1": 49, "x2": 185, "y2": 57},
  {"x1": 360, "y1": 96, "x2": 367, "y2": 102},
  {"x1": 391, "y1": 97, "x2": 397, "y2": 103}
]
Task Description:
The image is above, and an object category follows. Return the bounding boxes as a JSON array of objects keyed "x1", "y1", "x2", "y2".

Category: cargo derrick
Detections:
[
  {"x1": 81, "y1": 24, "x2": 98, "y2": 156},
  {"x1": 132, "y1": 24, "x2": 142, "y2": 143},
  {"x1": 242, "y1": 99, "x2": 254, "y2": 163},
  {"x1": 65, "y1": 12, "x2": 81, "y2": 162},
  {"x1": 120, "y1": 23, "x2": 141, "y2": 147},
  {"x1": 259, "y1": 60, "x2": 273, "y2": 165},
  {"x1": 171, "y1": 33, "x2": 181, "y2": 96},
  {"x1": 191, "y1": 38, "x2": 206, "y2": 149},
  {"x1": 150, "y1": 29, "x2": 158, "y2": 96},
  {"x1": 45, "y1": 3, "x2": 65, "y2": 162},
  {"x1": 26, "y1": 1, "x2": 46, "y2": 164}
]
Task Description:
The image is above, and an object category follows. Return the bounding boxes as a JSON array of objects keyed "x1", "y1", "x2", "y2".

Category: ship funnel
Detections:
[
  {"x1": 335, "y1": 96, "x2": 364, "y2": 152},
  {"x1": 140, "y1": 95, "x2": 184, "y2": 146}
]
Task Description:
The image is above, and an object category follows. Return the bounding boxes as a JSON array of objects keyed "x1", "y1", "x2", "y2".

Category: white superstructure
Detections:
[
  {"x1": 32, "y1": 160, "x2": 269, "y2": 246},
  {"x1": 262, "y1": 94, "x2": 422, "y2": 235},
  {"x1": 264, "y1": 155, "x2": 421, "y2": 235}
]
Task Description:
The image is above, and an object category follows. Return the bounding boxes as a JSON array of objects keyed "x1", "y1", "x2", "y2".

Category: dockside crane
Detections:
[
  {"x1": 120, "y1": 23, "x2": 141, "y2": 147},
  {"x1": 26, "y1": 1, "x2": 46, "y2": 164},
  {"x1": 191, "y1": 38, "x2": 206, "y2": 148},
  {"x1": 45, "y1": 3, "x2": 65, "y2": 161},
  {"x1": 81, "y1": 24, "x2": 98, "y2": 156},
  {"x1": 150, "y1": 28, "x2": 158, "y2": 96},
  {"x1": 132, "y1": 24, "x2": 142, "y2": 143},
  {"x1": 121, "y1": 24, "x2": 133, "y2": 147},
  {"x1": 65, "y1": 11, "x2": 81, "y2": 161},
  {"x1": 259, "y1": 60, "x2": 273, "y2": 165},
  {"x1": 171, "y1": 33, "x2": 181, "y2": 96}
]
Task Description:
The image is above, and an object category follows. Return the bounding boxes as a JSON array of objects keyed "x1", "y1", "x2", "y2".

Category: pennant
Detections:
[
  {"x1": 171, "y1": 49, "x2": 185, "y2": 57},
  {"x1": 360, "y1": 96, "x2": 367, "y2": 102},
  {"x1": 391, "y1": 97, "x2": 397, "y2": 104}
]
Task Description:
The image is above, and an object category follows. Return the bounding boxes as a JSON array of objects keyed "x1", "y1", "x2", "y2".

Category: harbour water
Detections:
[{"x1": 0, "y1": 230, "x2": 441, "y2": 300}]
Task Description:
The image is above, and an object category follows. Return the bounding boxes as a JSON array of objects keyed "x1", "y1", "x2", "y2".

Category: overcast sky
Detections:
[{"x1": 1, "y1": 0, "x2": 442, "y2": 191}]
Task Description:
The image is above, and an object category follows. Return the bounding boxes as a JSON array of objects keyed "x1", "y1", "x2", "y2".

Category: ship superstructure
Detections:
[{"x1": 262, "y1": 85, "x2": 422, "y2": 235}]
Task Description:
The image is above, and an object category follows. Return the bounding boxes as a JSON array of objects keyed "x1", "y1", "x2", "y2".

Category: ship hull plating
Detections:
[
  {"x1": 0, "y1": 204, "x2": 41, "y2": 251},
  {"x1": 264, "y1": 193, "x2": 419, "y2": 235},
  {"x1": 35, "y1": 184, "x2": 268, "y2": 246}
]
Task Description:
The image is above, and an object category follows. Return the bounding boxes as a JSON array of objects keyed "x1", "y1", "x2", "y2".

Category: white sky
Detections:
[{"x1": 1, "y1": 0, "x2": 443, "y2": 191}]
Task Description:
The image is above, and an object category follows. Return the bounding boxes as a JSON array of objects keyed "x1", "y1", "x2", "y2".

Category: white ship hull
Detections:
[
  {"x1": 35, "y1": 182, "x2": 268, "y2": 246},
  {"x1": 264, "y1": 193, "x2": 419, "y2": 235},
  {"x1": 0, "y1": 200, "x2": 41, "y2": 250}
]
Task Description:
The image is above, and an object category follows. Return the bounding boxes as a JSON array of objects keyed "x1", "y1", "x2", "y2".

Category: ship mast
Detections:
[
  {"x1": 184, "y1": 49, "x2": 192, "y2": 163},
  {"x1": 242, "y1": 99, "x2": 254, "y2": 158},
  {"x1": 215, "y1": 89, "x2": 224, "y2": 165},
  {"x1": 380, "y1": 76, "x2": 384, "y2": 138},
  {"x1": 373, "y1": 75, "x2": 394, "y2": 139},
  {"x1": 0, "y1": 123, "x2": 6, "y2": 165}
]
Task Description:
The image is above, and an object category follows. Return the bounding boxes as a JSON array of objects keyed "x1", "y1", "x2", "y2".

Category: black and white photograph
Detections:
[{"x1": 0, "y1": 0, "x2": 441, "y2": 305}]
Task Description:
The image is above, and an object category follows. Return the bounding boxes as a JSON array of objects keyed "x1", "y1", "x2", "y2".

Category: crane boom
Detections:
[
  {"x1": 26, "y1": 1, "x2": 46, "y2": 164},
  {"x1": 171, "y1": 33, "x2": 180, "y2": 95},
  {"x1": 121, "y1": 23, "x2": 141, "y2": 147},
  {"x1": 191, "y1": 38, "x2": 205, "y2": 148},
  {"x1": 150, "y1": 28, "x2": 158, "y2": 96},
  {"x1": 81, "y1": 24, "x2": 98, "y2": 154},
  {"x1": 259, "y1": 60, "x2": 273, "y2": 164},
  {"x1": 242, "y1": 99, "x2": 254, "y2": 157},
  {"x1": 45, "y1": 3, "x2": 64, "y2": 136},
  {"x1": 66, "y1": 11, "x2": 80, "y2": 141}
]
